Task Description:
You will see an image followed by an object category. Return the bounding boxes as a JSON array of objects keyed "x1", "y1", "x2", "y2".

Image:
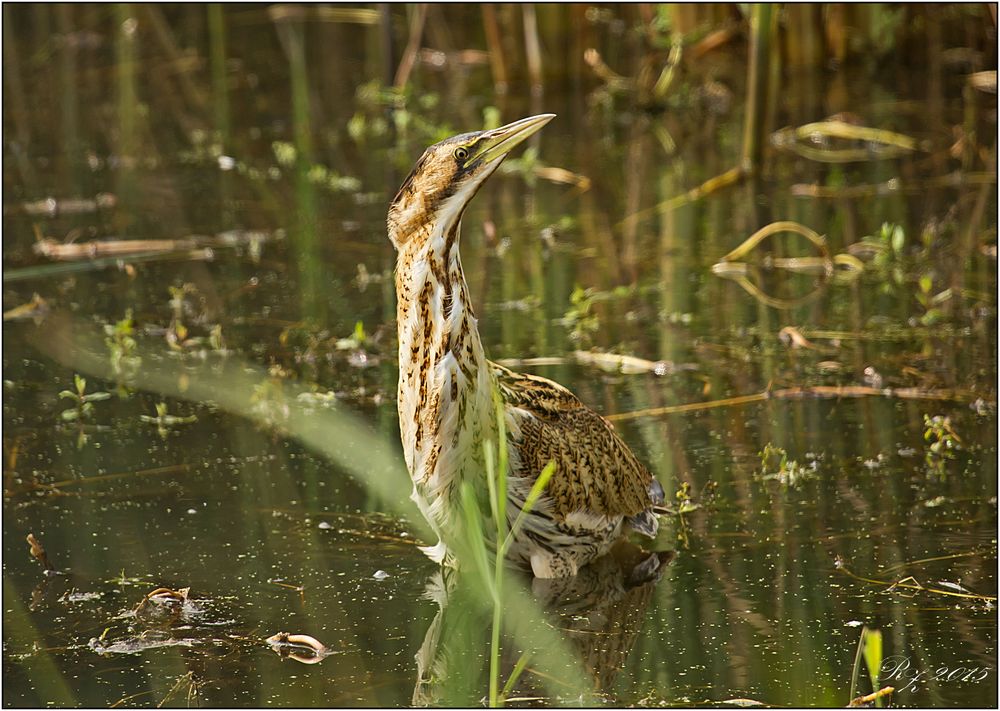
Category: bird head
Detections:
[{"x1": 387, "y1": 113, "x2": 556, "y2": 250}]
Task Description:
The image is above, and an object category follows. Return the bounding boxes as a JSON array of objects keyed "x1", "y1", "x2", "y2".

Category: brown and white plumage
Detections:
[{"x1": 388, "y1": 114, "x2": 664, "y2": 578}]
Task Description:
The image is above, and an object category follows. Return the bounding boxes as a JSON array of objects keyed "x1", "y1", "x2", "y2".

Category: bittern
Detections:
[{"x1": 389, "y1": 114, "x2": 664, "y2": 578}]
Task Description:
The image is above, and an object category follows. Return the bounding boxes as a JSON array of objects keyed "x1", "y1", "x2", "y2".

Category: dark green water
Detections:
[{"x1": 3, "y1": 5, "x2": 997, "y2": 708}]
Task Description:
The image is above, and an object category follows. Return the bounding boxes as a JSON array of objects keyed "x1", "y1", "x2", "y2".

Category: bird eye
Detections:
[{"x1": 453, "y1": 147, "x2": 469, "y2": 161}]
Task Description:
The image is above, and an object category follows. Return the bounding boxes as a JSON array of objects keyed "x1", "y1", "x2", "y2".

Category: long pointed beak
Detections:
[{"x1": 474, "y1": 113, "x2": 556, "y2": 164}]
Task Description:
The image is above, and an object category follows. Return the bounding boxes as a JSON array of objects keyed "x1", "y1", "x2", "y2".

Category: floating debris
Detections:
[
  {"x1": 608, "y1": 385, "x2": 990, "y2": 423},
  {"x1": 722, "y1": 220, "x2": 829, "y2": 263},
  {"x1": 60, "y1": 590, "x2": 103, "y2": 603},
  {"x1": 836, "y1": 563, "x2": 997, "y2": 602},
  {"x1": 3, "y1": 293, "x2": 49, "y2": 324},
  {"x1": 34, "y1": 237, "x2": 199, "y2": 261},
  {"x1": 354, "y1": 262, "x2": 387, "y2": 292},
  {"x1": 571, "y1": 350, "x2": 677, "y2": 376},
  {"x1": 373, "y1": 570, "x2": 389, "y2": 580},
  {"x1": 26, "y1": 532, "x2": 54, "y2": 571},
  {"x1": 6, "y1": 193, "x2": 116, "y2": 217},
  {"x1": 713, "y1": 221, "x2": 863, "y2": 308},
  {"x1": 533, "y1": 165, "x2": 591, "y2": 190},
  {"x1": 936, "y1": 580, "x2": 975, "y2": 594},
  {"x1": 863, "y1": 367, "x2": 883, "y2": 389},
  {"x1": 848, "y1": 686, "x2": 894, "y2": 708},
  {"x1": 968, "y1": 70, "x2": 997, "y2": 93},
  {"x1": 772, "y1": 119, "x2": 925, "y2": 162},
  {"x1": 778, "y1": 326, "x2": 821, "y2": 350},
  {"x1": 791, "y1": 170, "x2": 995, "y2": 199},
  {"x1": 134, "y1": 586, "x2": 192, "y2": 620},
  {"x1": 89, "y1": 632, "x2": 196, "y2": 655},
  {"x1": 142, "y1": 586, "x2": 189, "y2": 604},
  {"x1": 269, "y1": 580, "x2": 306, "y2": 602},
  {"x1": 266, "y1": 632, "x2": 332, "y2": 664},
  {"x1": 498, "y1": 351, "x2": 693, "y2": 377}
]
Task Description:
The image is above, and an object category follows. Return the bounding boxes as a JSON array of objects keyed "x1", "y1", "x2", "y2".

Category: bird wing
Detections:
[{"x1": 491, "y1": 363, "x2": 659, "y2": 520}]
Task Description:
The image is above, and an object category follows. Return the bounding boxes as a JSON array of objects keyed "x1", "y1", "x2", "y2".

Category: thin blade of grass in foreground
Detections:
[
  {"x1": 500, "y1": 650, "x2": 532, "y2": 703},
  {"x1": 484, "y1": 439, "x2": 500, "y2": 529},
  {"x1": 469, "y1": 398, "x2": 566, "y2": 706},
  {"x1": 460, "y1": 481, "x2": 496, "y2": 602},
  {"x1": 494, "y1": 396, "x2": 508, "y2": 541},
  {"x1": 848, "y1": 626, "x2": 866, "y2": 703},
  {"x1": 501, "y1": 461, "x2": 557, "y2": 559}
]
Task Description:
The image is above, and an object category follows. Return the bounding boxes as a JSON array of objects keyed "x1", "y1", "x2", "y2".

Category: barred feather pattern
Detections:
[{"x1": 495, "y1": 365, "x2": 660, "y2": 577}]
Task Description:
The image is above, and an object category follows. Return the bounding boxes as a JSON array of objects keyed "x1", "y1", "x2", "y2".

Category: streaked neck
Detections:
[{"x1": 395, "y1": 219, "x2": 494, "y2": 487}]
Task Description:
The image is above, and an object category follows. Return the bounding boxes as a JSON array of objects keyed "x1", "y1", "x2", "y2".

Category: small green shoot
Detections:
[
  {"x1": 560, "y1": 283, "x2": 641, "y2": 345},
  {"x1": 673, "y1": 482, "x2": 699, "y2": 548},
  {"x1": 914, "y1": 271, "x2": 950, "y2": 326},
  {"x1": 167, "y1": 284, "x2": 207, "y2": 351},
  {"x1": 758, "y1": 443, "x2": 815, "y2": 487},
  {"x1": 562, "y1": 287, "x2": 600, "y2": 344},
  {"x1": 335, "y1": 321, "x2": 367, "y2": 350},
  {"x1": 59, "y1": 374, "x2": 110, "y2": 425},
  {"x1": 859, "y1": 222, "x2": 955, "y2": 322},
  {"x1": 103, "y1": 310, "x2": 139, "y2": 377},
  {"x1": 140, "y1": 402, "x2": 198, "y2": 439},
  {"x1": 923, "y1": 414, "x2": 961, "y2": 478}
]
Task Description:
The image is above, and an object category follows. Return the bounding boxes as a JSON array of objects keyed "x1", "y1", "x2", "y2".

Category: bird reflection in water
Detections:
[{"x1": 412, "y1": 542, "x2": 674, "y2": 706}]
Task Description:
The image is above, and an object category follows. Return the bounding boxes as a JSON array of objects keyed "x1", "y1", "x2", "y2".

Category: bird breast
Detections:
[{"x1": 396, "y1": 233, "x2": 495, "y2": 528}]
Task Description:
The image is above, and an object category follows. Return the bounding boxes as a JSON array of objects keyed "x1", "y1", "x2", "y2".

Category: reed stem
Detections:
[
  {"x1": 482, "y1": 4, "x2": 508, "y2": 95},
  {"x1": 394, "y1": 3, "x2": 428, "y2": 89},
  {"x1": 523, "y1": 4, "x2": 543, "y2": 97},
  {"x1": 207, "y1": 3, "x2": 230, "y2": 141},
  {"x1": 742, "y1": 3, "x2": 775, "y2": 173}
]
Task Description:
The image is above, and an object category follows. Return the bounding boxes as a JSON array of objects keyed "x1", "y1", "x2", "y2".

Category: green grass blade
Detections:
[
  {"x1": 500, "y1": 650, "x2": 532, "y2": 701},
  {"x1": 488, "y1": 594, "x2": 502, "y2": 707},
  {"x1": 494, "y1": 395, "x2": 508, "y2": 540},
  {"x1": 501, "y1": 460, "x2": 556, "y2": 557},
  {"x1": 849, "y1": 626, "x2": 867, "y2": 703},
  {"x1": 863, "y1": 628, "x2": 883, "y2": 706},
  {"x1": 459, "y1": 482, "x2": 496, "y2": 602},
  {"x1": 484, "y1": 438, "x2": 499, "y2": 524}
]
